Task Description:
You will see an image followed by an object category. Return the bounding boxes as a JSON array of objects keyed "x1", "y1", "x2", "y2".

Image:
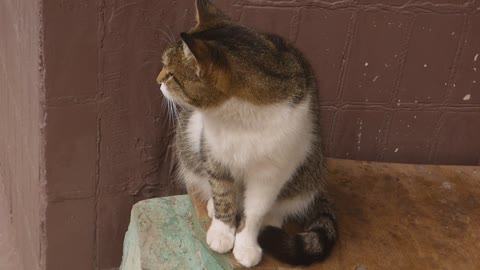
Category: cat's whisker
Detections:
[
  {"x1": 169, "y1": 11, "x2": 189, "y2": 28},
  {"x1": 160, "y1": 97, "x2": 168, "y2": 115},
  {"x1": 166, "y1": 99, "x2": 172, "y2": 127},
  {"x1": 138, "y1": 49, "x2": 164, "y2": 56},
  {"x1": 165, "y1": 25, "x2": 176, "y2": 46},
  {"x1": 172, "y1": 103, "x2": 179, "y2": 125},
  {"x1": 155, "y1": 27, "x2": 176, "y2": 45},
  {"x1": 158, "y1": 17, "x2": 179, "y2": 45}
]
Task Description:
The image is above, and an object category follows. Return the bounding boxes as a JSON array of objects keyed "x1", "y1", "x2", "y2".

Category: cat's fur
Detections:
[{"x1": 156, "y1": 0, "x2": 336, "y2": 267}]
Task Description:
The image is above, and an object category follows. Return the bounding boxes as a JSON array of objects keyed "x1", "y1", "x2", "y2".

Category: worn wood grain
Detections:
[
  {"x1": 191, "y1": 158, "x2": 480, "y2": 269},
  {"x1": 121, "y1": 158, "x2": 480, "y2": 269}
]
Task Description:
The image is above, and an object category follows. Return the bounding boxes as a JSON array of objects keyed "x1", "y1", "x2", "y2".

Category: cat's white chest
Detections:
[
  {"x1": 187, "y1": 110, "x2": 267, "y2": 168},
  {"x1": 186, "y1": 98, "x2": 313, "y2": 176}
]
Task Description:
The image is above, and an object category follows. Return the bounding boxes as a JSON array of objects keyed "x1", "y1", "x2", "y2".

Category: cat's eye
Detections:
[{"x1": 166, "y1": 71, "x2": 173, "y2": 79}]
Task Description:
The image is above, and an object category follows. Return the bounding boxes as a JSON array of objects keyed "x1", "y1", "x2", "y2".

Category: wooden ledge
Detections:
[{"x1": 121, "y1": 159, "x2": 480, "y2": 269}]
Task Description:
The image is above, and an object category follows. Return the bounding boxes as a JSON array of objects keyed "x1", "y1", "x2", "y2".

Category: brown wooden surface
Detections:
[{"x1": 189, "y1": 158, "x2": 480, "y2": 269}]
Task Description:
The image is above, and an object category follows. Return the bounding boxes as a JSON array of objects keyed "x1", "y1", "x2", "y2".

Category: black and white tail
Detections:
[{"x1": 258, "y1": 197, "x2": 337, "y2": 265}]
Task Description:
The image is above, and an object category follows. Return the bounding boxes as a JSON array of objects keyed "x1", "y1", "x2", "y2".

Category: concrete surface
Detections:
[
  {"x1": 120, "y1": 196, "x2": 228, "y2": 270},
  {"x1": 121, "y1": 158, "x2": 480, "y2": 269},
  {"x1": 0, "y1": 180, "x2": 19, "y2": 270},
  {"x1": 0, "y1": 0, "x2": 45, "y2": 269}
]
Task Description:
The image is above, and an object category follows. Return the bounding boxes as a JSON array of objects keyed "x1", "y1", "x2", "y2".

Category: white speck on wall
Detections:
[
  {"x1": 453, "y1": 84, "x2": 456, "y2": 87},
  {"x1": 451, "y1": 32, "x2": 455, "y2": 35},
  {"x1": 463, "y1": 94, "x2": 471, "y2": 101},
  {"x1": 475, "y1": 53, "x2": 479, "y2": 62},
  {"x1": 373, "y1": 75, "x2": 379, "y2": 82},
  {"x1": 394, "y1": 148, "x2": 399, "y2": 153},
  {"x1": 365, "y1": 62, "x2": 369, "y2": 67},
  {"x1": 407, "y1": 124, "x2": 410, "y2": 128},
  {"x1": 474, "y1": 80, "x2": 477, "y2": 84},
  {"x1": 357, "y1": 134, "x2": 362, "y2": 151},
  {"x1": 357, "y1": 120, "x2": 363, "y2": 151},
  {"x1": 427, "y1": 96, "x2": 431, "y2": 99},
  {"x1": 444, "y1": 83, "x2": 447, "y2": 86},
  {"x1": 414, "y1": 100, "x2": 418, "y2": 103},
  {"x1": 424, "y1": 64, "x2": 428, "y2": 68},
  {"x1": 414, "y1": 116, "x2": 417, "y2": 119},
  {"x1": 441, "y1": 182, "x2": 452, "y2": 190},
  {"x1": 474, "y1": 67, "x2": 477, "y2": 72}
]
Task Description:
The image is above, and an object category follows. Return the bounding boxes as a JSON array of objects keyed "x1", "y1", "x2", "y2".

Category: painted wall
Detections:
[
  {"x1": 1, "y1": 1, "x2": 479, "y2": 270},
  {"x1": 0, "y1": 0, "x2": 46, "y2": 269}
]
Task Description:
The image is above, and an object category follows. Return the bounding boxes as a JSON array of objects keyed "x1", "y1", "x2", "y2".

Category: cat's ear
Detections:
[
  {"x1": 181, "y1": 32, "x2": 227, "y2": 78},
  {"x1": 180, "y1": 32, "x2": 210, "y2": 77},
  {"x1": 195, "y1": 0, "x2": 226, "y2": 26}
]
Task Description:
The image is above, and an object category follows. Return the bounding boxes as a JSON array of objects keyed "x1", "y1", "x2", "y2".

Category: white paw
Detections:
[
  {"x1": 207, "y1": 198, "x2": 214, "y2": 219},
  {"x1": 206, "y1": 218, "x2": 235, "y2": 253},
  {"x1": 233, "y1": 231, "x2": 263, "y2": 268}
]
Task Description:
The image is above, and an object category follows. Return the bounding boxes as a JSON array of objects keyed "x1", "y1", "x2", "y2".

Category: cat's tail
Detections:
[{"x1": 257, "y1": 196, "x2": 337, "y2": 265}]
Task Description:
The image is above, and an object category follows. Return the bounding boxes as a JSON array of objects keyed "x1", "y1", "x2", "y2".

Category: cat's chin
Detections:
[{"x1": 160, "y1": 83, "x2": 173, "y2": 100}]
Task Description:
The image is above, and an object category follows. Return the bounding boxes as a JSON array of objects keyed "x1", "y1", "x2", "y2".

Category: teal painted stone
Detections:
[{"x1": 120, "y1": 195, "x2": 232, "y2": 270}]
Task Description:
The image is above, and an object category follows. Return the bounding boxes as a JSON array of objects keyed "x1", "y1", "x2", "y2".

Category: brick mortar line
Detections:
[
  {"x1": 442, "y1": 15, "x2": 471, "y2": 104},
  {"x1": 236, "y1": 2, "x2": 477, "y2": 14},
  {"x1": 319, "y1": 104, "x2": 480, "y2": 111},
  {"x1": 94, "y1": 1, "x2": 107, "y2": 269},
  {"x1": 427, "y1": 15, "x2": 471, "y2": 164},
  {"x1": 428, "y1": 111, "x2": 447, "y2": 163},
  {"x1": 327, "y1": 11, "x2": 358, "y2": 152},
  {"x1": 335, "y1": 11, "x2": 358, "y2": 103},
  {"x1": 289, "y1": 7, "x2": 301, "y2": 43},
  {"x1": 379, "y1": 13, "x2": 416, "y2": 161}
]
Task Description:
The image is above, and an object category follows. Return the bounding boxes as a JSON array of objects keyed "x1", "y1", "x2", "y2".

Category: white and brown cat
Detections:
[{"x1": 156, "y1": 0, "x2": 336, "y2": 267}]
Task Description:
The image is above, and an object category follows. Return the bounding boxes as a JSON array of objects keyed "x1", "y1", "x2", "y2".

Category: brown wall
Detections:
[
  {"x1": 1, "y1": 0, "x2": 479, "y2": 270},
  {"x1": 0, "y1": 1, "x2": 46, "y2": 270},
  {"x1": 51, "y1": 0, "x2": 480, "y2": 269},
  {"x1": 234, "y1": 0, "x2": 480, "y2": 166}
]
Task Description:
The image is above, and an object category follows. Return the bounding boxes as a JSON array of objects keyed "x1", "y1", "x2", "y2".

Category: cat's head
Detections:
[{"x1": 156, "y1": 0, "x2": 305, "y2": 109}]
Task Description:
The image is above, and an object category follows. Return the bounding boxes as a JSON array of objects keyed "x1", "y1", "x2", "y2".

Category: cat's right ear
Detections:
[
  {"x1": 180, "y1": 32, "x2": 209, "y2": 77},
  {"x1": 181, "y1": 32, "x2": 228, "y2": 80}
]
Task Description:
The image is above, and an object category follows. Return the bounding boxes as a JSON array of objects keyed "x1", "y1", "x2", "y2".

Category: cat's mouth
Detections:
[{"x1": 160, "y1": 83, "x2": 174, "y2": 101}]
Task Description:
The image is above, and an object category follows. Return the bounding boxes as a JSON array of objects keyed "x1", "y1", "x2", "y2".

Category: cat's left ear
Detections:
[
  {"x1": 195, "y1": 0, "x2": 227, "y2": 26},
  {"x1": 180, "y1": 32, "x2": 226, "y2": 78}
]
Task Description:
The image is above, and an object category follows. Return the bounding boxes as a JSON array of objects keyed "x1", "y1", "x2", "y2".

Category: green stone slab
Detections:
[{"x1": 120, "y1": 195, "x2": 232, "y2": 270}]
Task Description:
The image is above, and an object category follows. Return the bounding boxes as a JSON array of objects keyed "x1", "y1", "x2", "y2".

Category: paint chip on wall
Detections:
[{"x1": 463, "y1": 94, "x2": 471, "y2": 101}]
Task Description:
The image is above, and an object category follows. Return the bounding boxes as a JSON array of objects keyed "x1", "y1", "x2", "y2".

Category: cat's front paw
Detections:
[
  {"x1": 206, "y1": 219, "x2": 235, "y2": 253},
  {"x1": 207, "y1": 198, "x2": 214, "y2": 219},
  {"x1": 233, "y1": 231, "x2": 262, "y2": 268}
]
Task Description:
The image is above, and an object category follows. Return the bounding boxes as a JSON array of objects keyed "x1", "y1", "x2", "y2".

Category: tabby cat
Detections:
[{"x1": 156, "y1": 0, "x2": 337, "y2": 267}]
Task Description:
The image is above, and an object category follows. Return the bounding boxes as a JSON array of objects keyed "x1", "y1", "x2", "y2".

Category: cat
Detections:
[{"x1": 156, "y1": 0, "x2": 337, "y2": 267}]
